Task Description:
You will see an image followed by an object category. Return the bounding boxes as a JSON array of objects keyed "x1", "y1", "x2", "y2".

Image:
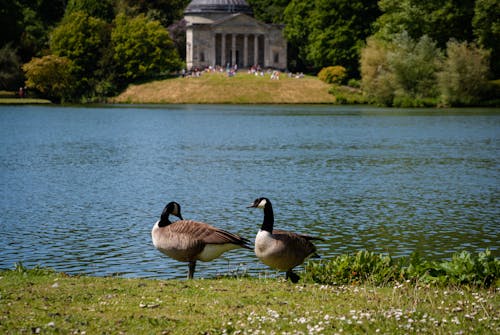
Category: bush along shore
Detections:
[{"x1": 1, "y1": 250, "x2": 498, "y2": 334}]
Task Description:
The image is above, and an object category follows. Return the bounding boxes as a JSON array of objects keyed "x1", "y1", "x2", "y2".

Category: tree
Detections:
[
  {"x1": 0, "y1": 44, "x2": 23, "y2": 90},
  {"x1": 118, "y1": 0, "x2": 190, "y2": 27},
  {"x1": 374, "y1": 0, "x2": 475, "y2": 48},
  {"x1": 248, "y1": 0, "x2": 290, "y2": 23},
  {"x1": 472, "y1": 0, "x2": 500, "y2": 77},
  {"x1": 438, "y1": 40, "x2": 491, "y2": 106},
  {"x1": 361, "y1": 33, "x2": 442, "y2": 106},
  {"x1": 360, "y1": 37, "x2": 395, "y2": 106},
  {"x1": 111, "y1": 13, "x2": 182, "y2": 84},
  {"x1": 49, "y1": 11, "x2": 110, "y2": 97},
  {"x1": 65, "y1": 0, "x2": 116, "y2": 22},
  {"x1": 23, "y1": 55, "x2": 75, "y2": 102},
  {"x1": 283, "y1": 0, "x2": 314, "y2": 71},
  {"x1": 388, "y1": 32, "x2": 442, "y2": 101},
  {"x1": 284, "y1": 0, "x2": 379, "y2": 76}
]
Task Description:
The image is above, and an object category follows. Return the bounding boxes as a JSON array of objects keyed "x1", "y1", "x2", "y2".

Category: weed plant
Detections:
[{"x1": 303, "y1": 250, "x2": 499, "y2": 288}]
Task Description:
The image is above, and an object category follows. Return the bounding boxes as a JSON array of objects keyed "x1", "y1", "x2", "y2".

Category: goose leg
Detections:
[
  {"x1": 286, "y1": 270, "x2": 300, "y2": 283},
  {"x1": 188, "y1": 260, "x2": 196, "y2": 279}
]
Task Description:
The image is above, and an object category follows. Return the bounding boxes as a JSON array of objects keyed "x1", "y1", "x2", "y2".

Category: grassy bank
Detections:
[
  {"x1": 0, "y1": 91, "x2": 51, "y2": 104},
  {"x1": 1, "y1": 265, "x2": 498, "y2": 334},
  {"x1": 110, "y1": 71, "x2": 336, "y2": 104}
]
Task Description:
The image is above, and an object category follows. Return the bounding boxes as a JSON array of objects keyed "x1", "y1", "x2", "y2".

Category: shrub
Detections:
[
  {"x1": 304, "y1": 250, "x2": 499, "y2": 287},
  {"x1": 438, "y1": 40, "x2": 491, "y2": 106},
  {"x1": 22, "y1": 54, "x2": 75, "y2": 102},
  {"x1": 360, "y1": 37, "x2": 395, "y2": 106},
  {"x1": 318, "y1": 66, "x2": 347, "y2": 84}
]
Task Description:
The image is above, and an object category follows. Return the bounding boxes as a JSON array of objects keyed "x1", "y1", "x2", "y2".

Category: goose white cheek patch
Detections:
[{"x1": 257, "y1": 199, "x2": 267, "y2": 208}]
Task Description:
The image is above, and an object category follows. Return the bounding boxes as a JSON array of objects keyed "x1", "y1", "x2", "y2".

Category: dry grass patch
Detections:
[{"x1": 111, "y1": 71, "x2": 336, "y2": 104}]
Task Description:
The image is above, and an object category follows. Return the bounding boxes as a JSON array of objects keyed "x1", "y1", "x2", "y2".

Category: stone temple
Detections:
[{"x1": 184, "y1": 0, "x2": 287, "y2": 70}]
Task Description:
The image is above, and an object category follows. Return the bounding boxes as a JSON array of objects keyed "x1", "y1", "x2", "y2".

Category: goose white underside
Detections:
[
  {"x1": 197, "y1": 243, "x2": 241, "y2": 262},
  {"x1": 255, "y1": 230, "x2": 290, "y2": 270}
]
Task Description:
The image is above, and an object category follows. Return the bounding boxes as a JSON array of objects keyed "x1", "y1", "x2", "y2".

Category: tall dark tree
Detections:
[
  {"x1": 248, "y1": 0, "x2": 290, "y2": 23},
  {"x1": 374, "y1": 0, "x2": 475, "y2": 48},
  {"x1": 473, "y1": 0, "x2": 500, "y2": 77},
  {"x1": 284, "y1": 0, "x2": 379, "y2": 76}
]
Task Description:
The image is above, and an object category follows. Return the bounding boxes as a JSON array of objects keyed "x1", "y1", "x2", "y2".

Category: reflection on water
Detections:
[{"x1": 0, "y1": 105, "x2": 498, "y2": 279}]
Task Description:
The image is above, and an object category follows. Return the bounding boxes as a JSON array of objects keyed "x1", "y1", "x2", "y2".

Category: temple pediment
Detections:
[{"x1": 212, "y1": 13, "x2": 269, "y2": 30}]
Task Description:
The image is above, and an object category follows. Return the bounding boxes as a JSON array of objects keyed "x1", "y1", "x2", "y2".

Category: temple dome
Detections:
[{"x1": 185, "y1": 0, "x2": 253, "y2": 15}]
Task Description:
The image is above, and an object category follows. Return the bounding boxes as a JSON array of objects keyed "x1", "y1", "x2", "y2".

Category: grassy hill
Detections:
[{"x1": 111, "y1": 71, "x2": 337, "y2": 104}]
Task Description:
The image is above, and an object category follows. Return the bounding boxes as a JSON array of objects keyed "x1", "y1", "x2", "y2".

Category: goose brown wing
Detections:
[
  {"x1": 271, "y1": 229, "x2": 319, "y2": 256},
  {"x1": 170, "y1": 220, "x2": 251, "y2": 248}
]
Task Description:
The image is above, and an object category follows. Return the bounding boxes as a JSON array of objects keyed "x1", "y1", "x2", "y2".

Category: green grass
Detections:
[
  {"x1": 0, "y1": 98, "x2": 51, "y2": 104},
  {"x1": 110, "y1": 71, "x2": 336, "y2": 104},
  {"x1": 1, "y1": 259, "x2": 498, "y2": 334}
]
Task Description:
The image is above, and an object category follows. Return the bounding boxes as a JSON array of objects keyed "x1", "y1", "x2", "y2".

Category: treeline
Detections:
[
  {"x1": 1, "y1": 0, "x2": 190, "y2": 102},
  {"x1": 1, "y1": 0, "x2": 498, "y2": 105}
]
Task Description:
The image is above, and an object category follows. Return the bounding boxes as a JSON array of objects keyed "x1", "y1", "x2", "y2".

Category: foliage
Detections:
[
  {"x1": 22, "y1": 55, "x2": 75, "y2": 102},
  {"x1": 49, "y1": 11, "x2": 110, "y2": 98},
  {"x1": 328, "y1": 85, "x2": 367, "y2": 105},
  {"x1": 360, "y1": 37, "x2": 395, "y2": 106},
  {"x1": 304, "y1": 250, "x2": 499, "y2": 288},
  {"x1": 248, "y1": 0, "x2": 290, "y2": 23},
  {"x1": 374, "y1": 0, "x2": 475, "y2": 48},
  {"x1": 65, "y1": 0, "x2": 115, "y2": 22},
  {"x1": 472, "y1": 0, "x2": 500, "y2": 77},
  {"x1": 360, "y1": 33, "x2": 443, "y2": 107},
  {"x1": 437, "y1": 40, "x2": 491, "y2": 106},
  {"x1": 111, "y1": 13, "x2": 182, "y2": 83},
  {"x1": 0, "y1": 44, "x2": 22, "y2": 90},
  {"x1": 317, "y1": 66, "x2": 347, "y2": 84},
  {"x1": 284, "y1": 0, "x2": 379, "y2": 75},
  {"x1": 118, "y1": 0, "x2": 190, "y2": 27},
  {"x1": 388, "y1": 32, "x2": 442, "y2": 102}
]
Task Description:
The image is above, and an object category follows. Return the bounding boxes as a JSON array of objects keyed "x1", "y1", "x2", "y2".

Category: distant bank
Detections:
[{"x1": 110, "y1": 71, "x2": 336, "y2": 104}]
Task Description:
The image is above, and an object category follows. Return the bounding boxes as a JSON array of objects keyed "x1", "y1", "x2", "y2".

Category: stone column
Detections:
[
  {"x1": 221, "y1": 34, "x2": 226, "y2": 68},
  {"x1": 243, "y1": 35, "x2": 248, "y2": 68},
  {"x1": 254, "y1": 35, "x2": 259, "y2": 67},
  {"x1": 211, "y1": 33, "x2": 217, "y2": 68},
  {"x1": 231, "y1": 34, "x2": 236, "y2": 67},
  {"x1": 264, "y1": 36, "x2": 270, "y2": 68}
]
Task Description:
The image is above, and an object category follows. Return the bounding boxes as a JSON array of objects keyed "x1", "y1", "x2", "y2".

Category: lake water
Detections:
[{"x1": 0, "y1": 105, "x2": 498, "y2": 279}]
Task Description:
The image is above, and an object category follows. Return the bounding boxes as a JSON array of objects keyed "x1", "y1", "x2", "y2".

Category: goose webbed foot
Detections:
[{"x1": 286, "y1": 270, "x2": 300, "y2": 283}]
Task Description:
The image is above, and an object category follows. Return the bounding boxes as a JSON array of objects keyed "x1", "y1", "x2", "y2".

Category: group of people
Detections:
[{"x1": 180, "y1": 64, "x2": 305, "y2": 80}]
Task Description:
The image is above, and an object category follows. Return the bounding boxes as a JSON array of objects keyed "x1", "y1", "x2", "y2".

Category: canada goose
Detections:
[
  {"x1": 152, "y1": 201, "x2": 252, "y2": 279},
  {"x1": 248, "y1": 197, "x2": 323, "y2": 283}
]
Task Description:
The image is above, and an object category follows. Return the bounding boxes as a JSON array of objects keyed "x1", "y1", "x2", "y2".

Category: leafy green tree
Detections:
[
  {"x1": 248, "y1": 0, "x2": 290, "y2": 23},
  {"x1": 472, "y1": 0, "x2": 500, "y2": 77},
  {"x1": 438, "y1": 40, "x2": 491, "y2": 106},
  {"x1": 119, "y1": 0, "x2": 190, "y2": 26},
  {"x1": 374, "y1": 0, "x2": 474, "y2": 48},
  {"x1": 0, "y1": 0, "x2": 23, "y2": 48},
  {"x1": 65, "y1": 0, "x2": 116, "y2": 22},
  {"x1": 111, "y1": 13, "x2": 183, "y2": 84},
  {"x1": 0, "y1": 44, "x2": 23, "y2": 90},
  {"x1": 388, "y1": 32, "x2": 442, "y2": 101},
  {"x1": 49, "y1": 11, "x2": 110, "y2": 97},
  {"x1": 283, "y1": 0, "x2": 314, "y2": 71},
  {"x1": 361, "y1": 33, "x2": 442, "y2": 106},
  {"x1": 284, "y1": 0, "x2": 379, "y2": 75},
  {"x1": 23, "y1": 55, "x2": 75, "y2": 102},
  {"x1": 360, "y1": 37, "x2": 395, "y2": 106}
]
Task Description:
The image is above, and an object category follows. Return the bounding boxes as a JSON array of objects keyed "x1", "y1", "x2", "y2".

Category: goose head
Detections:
[
  {"x1": 248, "y1": 197, "x2": 270, "y2": 209},
  {"x1": 159, "y1": 201, "x2": 183, "y2": 225}
]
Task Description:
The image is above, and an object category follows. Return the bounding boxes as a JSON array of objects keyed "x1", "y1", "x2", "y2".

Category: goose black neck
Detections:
[
  {"x1": 260, "y1": 203, "x2": 274, "y2": 232},
  {"x1": 158, "y1": 213, "x2": 172, "y2": 227}
]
